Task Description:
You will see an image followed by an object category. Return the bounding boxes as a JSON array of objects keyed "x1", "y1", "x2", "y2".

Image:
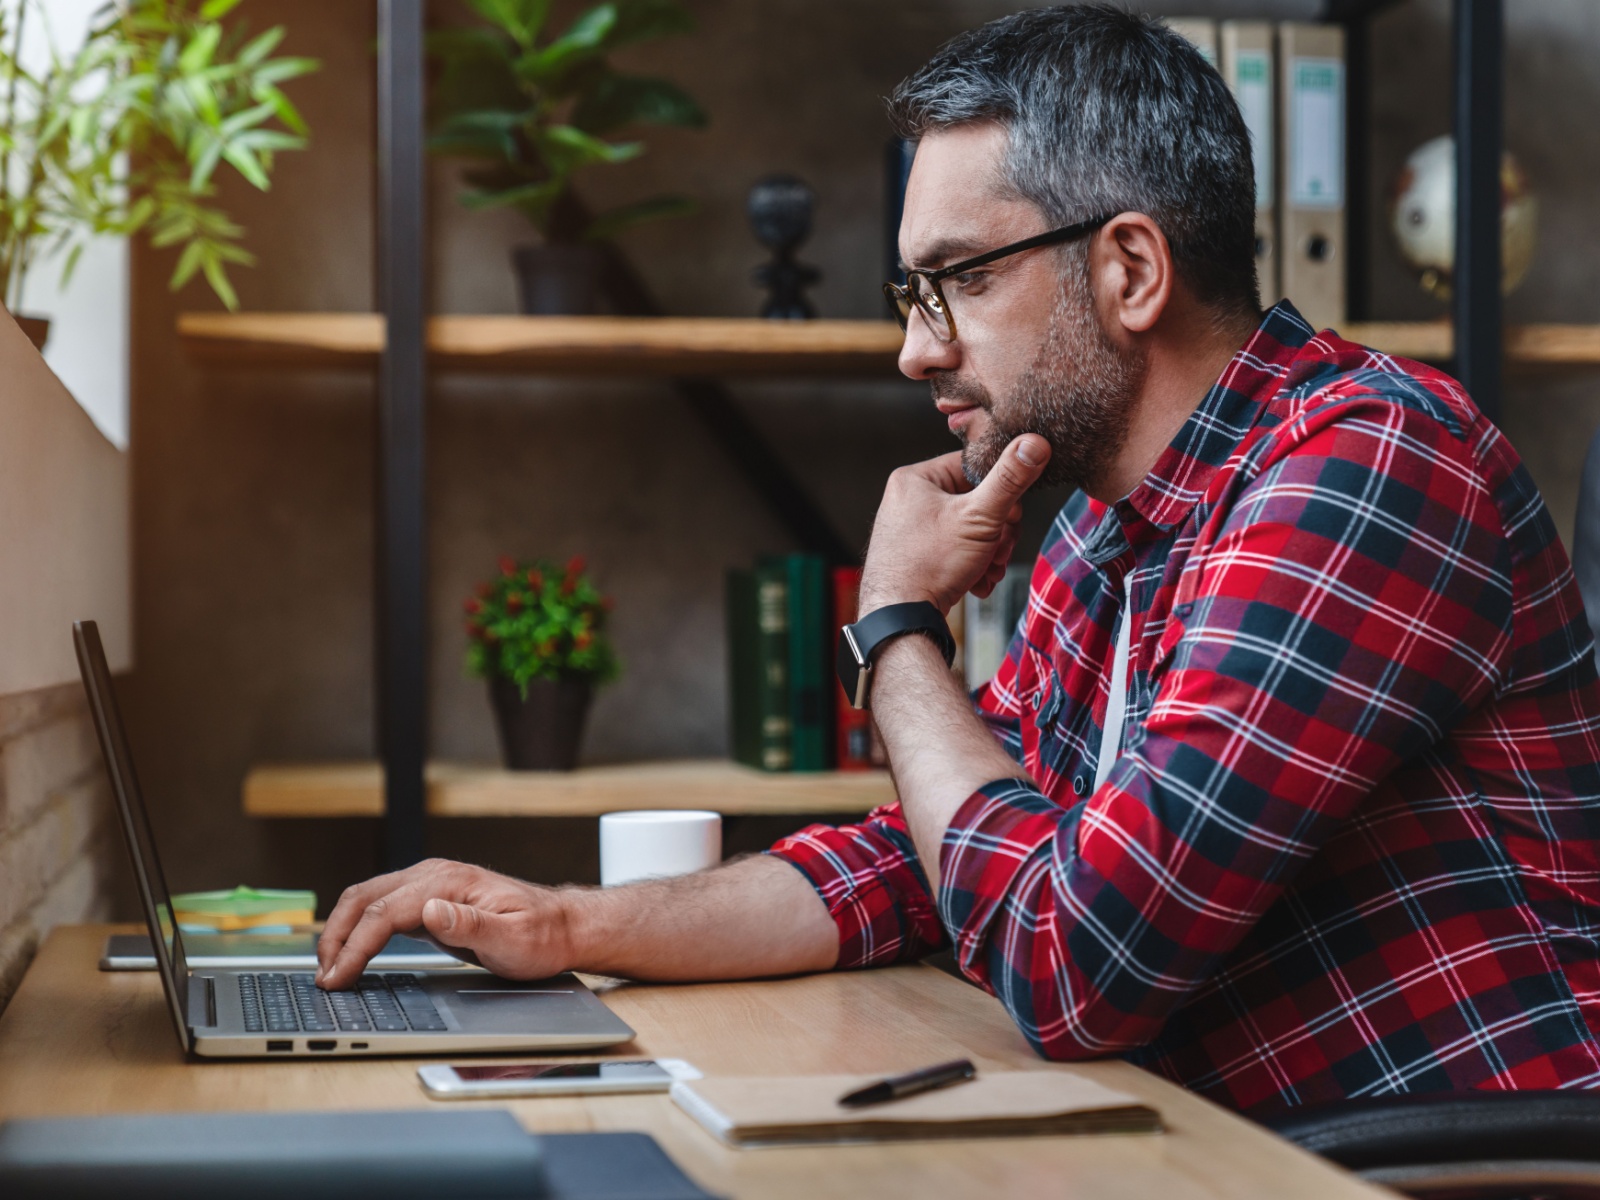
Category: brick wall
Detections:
[{"x1": 0, "y1": 682, "x2": 117, "y2": 1011}]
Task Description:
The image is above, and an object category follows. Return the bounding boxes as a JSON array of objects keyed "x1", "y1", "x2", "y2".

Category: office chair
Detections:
[{"x1": 1263, "y1": 1091, "x2": 1600, "y2": 1199}]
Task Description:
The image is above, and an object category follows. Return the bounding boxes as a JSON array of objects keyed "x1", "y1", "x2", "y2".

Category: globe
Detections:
[{"x1": 1390, "y1": 135, "x2": 1538, "y2": 302}]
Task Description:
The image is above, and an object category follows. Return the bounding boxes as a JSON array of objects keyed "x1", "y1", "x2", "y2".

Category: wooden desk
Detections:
[{"x1": 0, "y1": 926, "x2": 1391, "y2": 1199}]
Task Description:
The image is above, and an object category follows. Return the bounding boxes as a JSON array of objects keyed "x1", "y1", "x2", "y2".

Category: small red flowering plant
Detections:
[{"x1": 464, "y1": 556, "x2": 620, "y2": 697}]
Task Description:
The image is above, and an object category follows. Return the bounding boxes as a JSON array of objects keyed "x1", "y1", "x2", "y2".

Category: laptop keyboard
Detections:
[{"x1": 237, "y1": 972, "x2": 448, "y2": 1035}]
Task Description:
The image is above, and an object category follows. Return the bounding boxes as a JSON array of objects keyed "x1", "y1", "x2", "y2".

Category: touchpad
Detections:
[{"x1": 440, "y1": 987, "x2": 594, "y2": 1033}]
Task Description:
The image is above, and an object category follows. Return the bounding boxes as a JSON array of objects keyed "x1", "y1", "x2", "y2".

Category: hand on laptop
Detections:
[{"x1": 315, "y1": 860, "x2": 572, "y2": 990}]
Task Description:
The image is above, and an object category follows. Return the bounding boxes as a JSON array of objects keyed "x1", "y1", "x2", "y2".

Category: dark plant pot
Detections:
[
  {"x1": 14, "y1": 314, "x2": 48, "y2": 352},
  {"x1": 512, "y1": 243, "x2": 607, "y2": 315},
  {"x1": 489, "y1": 676, "x2": 594, "y2": 771}
]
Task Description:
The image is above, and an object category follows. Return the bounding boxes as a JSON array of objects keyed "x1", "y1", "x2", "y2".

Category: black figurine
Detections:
[{"x1": 747, "y1": 174, "x2": 820, "y2": 320}]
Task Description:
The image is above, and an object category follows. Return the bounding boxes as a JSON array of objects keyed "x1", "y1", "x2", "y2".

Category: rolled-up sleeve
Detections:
[{"x1": 767, "y1": 803, "x2": 946, "y2": 968}]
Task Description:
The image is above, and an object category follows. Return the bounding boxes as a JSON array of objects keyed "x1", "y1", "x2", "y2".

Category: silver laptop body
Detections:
[{"x1": 74, "y1": 619, "x2": 636, "y2": 1059}]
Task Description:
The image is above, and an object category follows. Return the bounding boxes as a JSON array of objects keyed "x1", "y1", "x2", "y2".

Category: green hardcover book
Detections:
[
  {"x1": 726, "y1": 569, "x2": 763, "y2": 769},
  {"x1": 763, "y1": 553, "x2": 829, "y2": 771},
  {"x1": 754, "y1": 561, "x2": 793, "y2": 771}
]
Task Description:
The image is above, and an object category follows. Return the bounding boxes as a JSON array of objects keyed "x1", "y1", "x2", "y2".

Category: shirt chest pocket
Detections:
[
  {"x1": 1010, "y1": 634, "x2": 1070, "y2": 724},
  {"x1": 1018, "y1": 642, "x2": 1103, "y2": 786},
  {"x1": 1147, "y1": 570, "x2": 1200, "y2": 684}
]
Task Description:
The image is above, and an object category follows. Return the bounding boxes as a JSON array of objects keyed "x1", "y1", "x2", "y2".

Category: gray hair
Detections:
[{"x1": 888, "y1": 5, "x2": 1259, "y2": 315}]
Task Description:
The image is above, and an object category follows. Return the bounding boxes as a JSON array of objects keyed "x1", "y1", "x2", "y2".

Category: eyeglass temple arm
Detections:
[{"x1": 926, "y1": 214, "x2": 1116, "y2": 282}]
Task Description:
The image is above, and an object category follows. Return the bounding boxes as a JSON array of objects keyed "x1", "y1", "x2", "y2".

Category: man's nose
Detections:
[{"x1": 897, "y1": 309, "x2": 962, "y2": 380}]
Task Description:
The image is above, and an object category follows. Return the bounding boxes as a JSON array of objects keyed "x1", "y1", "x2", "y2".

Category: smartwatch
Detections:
[{"x1": 836, "y1": 601, "x2": 956, "y2": 710}]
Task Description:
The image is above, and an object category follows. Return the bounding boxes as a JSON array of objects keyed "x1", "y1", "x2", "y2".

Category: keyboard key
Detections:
[
  {"x1": 257, "y1": 974, "x2": 301, "y2": 1032},
  {"x1": 238, "y1": 975, "x2": 265, "y2": 1032},
  {"x1": 355, "y1": 977, "x2": 410, "y2": 1031},
  {"x1": 384, "y1": 974, "x2": 448, "y2": 1032},
  {"x1": 326, "y1": 991, "x2": 372, "y2": 1032},
  {"x1": 290, "y1": 974, "x2": 338, "y2": 1031}
]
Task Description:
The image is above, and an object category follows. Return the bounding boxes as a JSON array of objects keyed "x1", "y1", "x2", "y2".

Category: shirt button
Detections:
[
  {"x1": 1072, "y1": 775, "x2": 1088, "y2": 796},
  {"x1": 1030, "y1": 692, "x2": 1043, "y2": 711}
]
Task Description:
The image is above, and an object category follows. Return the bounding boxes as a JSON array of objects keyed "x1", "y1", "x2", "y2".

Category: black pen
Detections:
[{"x1": 837, "y1": 1058, "x2": 978, "y2": 1108}]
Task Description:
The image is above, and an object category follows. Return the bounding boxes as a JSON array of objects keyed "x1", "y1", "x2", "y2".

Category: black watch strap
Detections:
[{"x1": 836, "y1": 601, "x2": 956, "y2": 710}]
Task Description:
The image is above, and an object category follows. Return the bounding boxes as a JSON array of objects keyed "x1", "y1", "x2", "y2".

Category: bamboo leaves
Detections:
[{"x1": 0, "y1": 0, "x2": 317, "y2": 311}]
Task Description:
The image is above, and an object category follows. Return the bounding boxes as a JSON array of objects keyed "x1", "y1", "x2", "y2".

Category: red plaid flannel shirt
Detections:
[{"x1": 770, "y1": 302, "x2": 1600, "y2": 1114}]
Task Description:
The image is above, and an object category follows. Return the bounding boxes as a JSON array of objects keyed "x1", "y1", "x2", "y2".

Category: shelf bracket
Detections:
[{"x1": 594, "y1": 244, "x2": 857, "y2": 566}]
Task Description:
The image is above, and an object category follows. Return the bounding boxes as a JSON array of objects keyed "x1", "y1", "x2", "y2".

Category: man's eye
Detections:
[{"x1": 950, "y1": 272, "x2": 986, "y2": 290}]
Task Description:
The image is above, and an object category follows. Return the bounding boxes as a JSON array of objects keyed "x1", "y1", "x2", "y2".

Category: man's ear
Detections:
[{"x1": 1090, "y1": 213, "x2": 1173, "y2": 336}]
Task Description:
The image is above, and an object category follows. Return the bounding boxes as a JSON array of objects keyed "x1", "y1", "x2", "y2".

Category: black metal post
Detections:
[
  {"x1": 376, "y1": 0, "x2": 428, "y2": 869},
  {"x1": 1342, "y1": 14, "x2": 1371, "y2": 322},
  {"x1": 1453, "y1": 0, "x2": 1503, "y2": 423}
]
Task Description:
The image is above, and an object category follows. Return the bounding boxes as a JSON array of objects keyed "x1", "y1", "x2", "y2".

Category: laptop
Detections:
[{"x1": 74, "y1": 619, "x2": 636, "y2": 1058}]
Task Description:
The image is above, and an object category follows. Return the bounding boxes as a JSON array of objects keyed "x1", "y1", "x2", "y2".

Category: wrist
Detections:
[
  {"x1": 871, "y1": 625, "x2": 952, "y2": 675},
  {"x1": 551, "y1": 884, "x2": 596, "y2": 972},
  {"x1": 858, "y1": 577, "x2": 942, "y2": 616}
]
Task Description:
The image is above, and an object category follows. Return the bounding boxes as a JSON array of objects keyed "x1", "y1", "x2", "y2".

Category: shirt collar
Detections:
[{"x1": 1117, "y1": 300, "x2": 1315, "y2": 535}]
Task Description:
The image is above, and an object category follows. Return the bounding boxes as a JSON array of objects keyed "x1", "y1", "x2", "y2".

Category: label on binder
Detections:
[
  {"x1": 1234, "y1": 51, "x2": 1273, "y2": 208},
  {"x1": 1289, "y1": 58, "x2": 1344, "y2": 209}
]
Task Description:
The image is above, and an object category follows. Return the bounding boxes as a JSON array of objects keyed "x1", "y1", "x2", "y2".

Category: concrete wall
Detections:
[{"x1": 119, "y1": 0, "x2": 1600, "y2": 914}]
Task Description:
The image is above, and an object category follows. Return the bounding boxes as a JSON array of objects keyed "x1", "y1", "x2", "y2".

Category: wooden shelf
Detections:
[
  {"x1": 243, "y1": 759, "x2": 895, "y2": 818},
  {"x1": 1343, "y1": 321, "x2": 1600, "y2": 370},
  {"x1": 179, "y1": 313, "x2": 906, "y2": 376},
  {"x1": 179, "y1": 312, "x2": 1600, "y2": 376}
]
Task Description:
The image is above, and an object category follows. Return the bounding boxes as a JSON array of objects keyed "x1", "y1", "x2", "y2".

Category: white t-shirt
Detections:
[{"x1": 1092, "y1": 571, "x2": 1134, "y2": 795}]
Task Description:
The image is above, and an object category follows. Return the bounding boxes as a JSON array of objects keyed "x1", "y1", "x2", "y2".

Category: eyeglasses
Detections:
[{"x1": 884, "y1": 213, "x2": 1117, "y2": 343}]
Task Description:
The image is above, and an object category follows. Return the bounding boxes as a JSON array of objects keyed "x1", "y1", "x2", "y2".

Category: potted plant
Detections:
[
  {"x1": 427, "y1": 0, "x2": 706, "y2": 314},
  {"x1": 0, "y1": 0, "x2": 317, "y2": 345},
  {"x1": 465, "y1": 554, "x2": 620, "y2": 770}
]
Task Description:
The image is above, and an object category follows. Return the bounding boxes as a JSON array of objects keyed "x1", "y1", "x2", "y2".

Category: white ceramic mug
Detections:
[{"x1": 599, "y1": 810, "x2": 722, "y2": 887}]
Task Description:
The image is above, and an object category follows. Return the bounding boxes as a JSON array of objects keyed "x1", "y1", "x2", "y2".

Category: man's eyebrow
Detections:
[{"x1": 902, "y1": 236, "x2": 988, "y2": 272}]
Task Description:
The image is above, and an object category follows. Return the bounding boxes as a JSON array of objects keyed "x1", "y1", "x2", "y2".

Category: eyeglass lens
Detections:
[
  {"x1": 884, "y1": 277, "x2": 956, "y2": 341},
  {"x1": 910, "y1": 277, "x2": 953, "y2": 340},
  {"x1": 885, "y1": 285, "x2": 914, "y2": 330}
]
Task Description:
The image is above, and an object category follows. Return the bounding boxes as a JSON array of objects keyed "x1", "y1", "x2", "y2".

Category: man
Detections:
[{"x1": 316, "y1": 7, "x2": 1600, "y2": 1113}]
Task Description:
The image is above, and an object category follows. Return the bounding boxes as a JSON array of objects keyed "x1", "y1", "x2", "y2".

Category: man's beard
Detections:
[{"x1": 935, "y1": 268, "x2": 1144, "y2": 494}]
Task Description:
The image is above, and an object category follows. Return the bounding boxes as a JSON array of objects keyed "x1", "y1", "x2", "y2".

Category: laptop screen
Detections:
[{"x1": 74, "y1": 620, "x2": 194, "y2": 1051}]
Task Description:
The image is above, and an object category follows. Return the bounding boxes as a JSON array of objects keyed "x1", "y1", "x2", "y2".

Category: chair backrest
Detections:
[{"x1": 1264, "y1": 1092, "x2": 1600, "y2": 1200}]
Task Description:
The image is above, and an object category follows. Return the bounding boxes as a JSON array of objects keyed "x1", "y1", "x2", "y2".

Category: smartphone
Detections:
[{"x1": 417, "y1": 1059, "x2": 694, "y2": 1099}]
